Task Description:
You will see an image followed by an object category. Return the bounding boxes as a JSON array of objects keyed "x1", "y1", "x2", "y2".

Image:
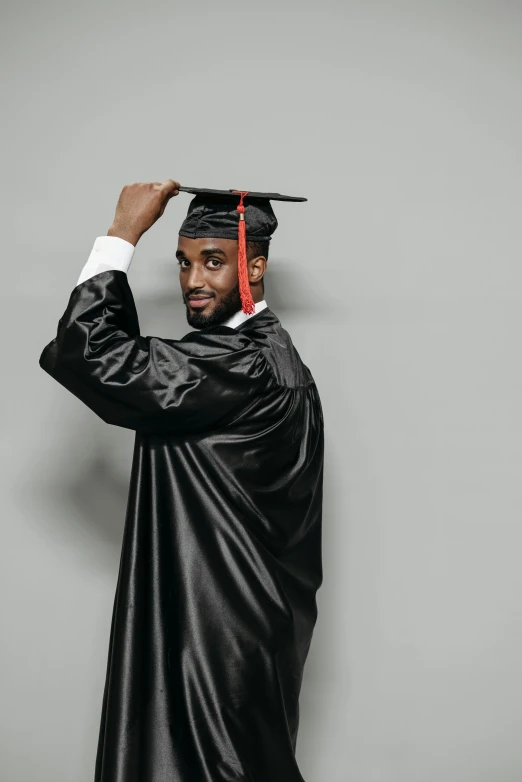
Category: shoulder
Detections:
[
  {"x1": 176, "y1": 325, "x2": 259, "y2": 357},
  {"x1": 253, "y1": 324, "x2": 315, "y2": 389},
  {"x1": 151, "y1": 327, "x2": 273, "y2": 388}
]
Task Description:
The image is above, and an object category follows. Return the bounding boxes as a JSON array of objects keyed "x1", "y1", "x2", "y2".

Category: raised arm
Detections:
[
  {"x1": 39, "y1": 271, "x2": 271, "y2": 434},
  {"x1": 39, "y1": 181, "x2": 273, "y2": 434}
]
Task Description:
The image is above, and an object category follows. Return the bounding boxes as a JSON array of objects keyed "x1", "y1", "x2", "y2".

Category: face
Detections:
[{"x1": 176, "y1": 236, "x2": 265, "y2": 329}]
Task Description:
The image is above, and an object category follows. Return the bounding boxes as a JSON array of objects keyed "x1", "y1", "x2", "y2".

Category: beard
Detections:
[{"x1": 184, "y1": 282, "x2": 243, "y2": 330}]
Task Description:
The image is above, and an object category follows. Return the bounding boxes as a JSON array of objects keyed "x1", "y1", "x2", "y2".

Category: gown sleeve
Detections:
[{"x1": 39, "y1": 270, "x2": 273, "y2": 434}]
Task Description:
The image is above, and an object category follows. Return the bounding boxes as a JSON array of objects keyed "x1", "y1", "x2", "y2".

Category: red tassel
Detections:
[{"x1": 233, "y1": 190, "x2": 256, "y2": 315}]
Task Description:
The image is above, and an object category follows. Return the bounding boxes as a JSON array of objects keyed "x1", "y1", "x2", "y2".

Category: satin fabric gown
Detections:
[{"x1": 39, "y1": 270, "x2": 324, "y2": 782}]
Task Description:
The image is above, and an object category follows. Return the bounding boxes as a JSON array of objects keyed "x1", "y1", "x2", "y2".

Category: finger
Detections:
[{"x1": 162, "y1": 178, "x2": 180, "y2": 196}]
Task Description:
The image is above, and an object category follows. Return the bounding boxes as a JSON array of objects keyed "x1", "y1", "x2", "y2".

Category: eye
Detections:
[
  {"x1": 177, "y1": 258, "x2": 189, "y2": 267},
  {"x1": 207, "y1": 258, "x2": 222, "y2": 268}
]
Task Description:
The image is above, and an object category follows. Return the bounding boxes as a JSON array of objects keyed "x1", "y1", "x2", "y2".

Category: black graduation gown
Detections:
[{"x1": 39, "y1": 270, "x2": 324, "y2": 782}]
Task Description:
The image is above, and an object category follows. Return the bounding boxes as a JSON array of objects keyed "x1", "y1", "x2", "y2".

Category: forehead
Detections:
[{"x1": 176, "y1": 236, "x2": 238, "y2": 257}]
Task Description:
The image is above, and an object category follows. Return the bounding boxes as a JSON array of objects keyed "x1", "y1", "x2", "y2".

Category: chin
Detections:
[
  {"x1": 186, "y1": 306, "x2": 224, "y2": 330},
  {"x1": 185, "y1": 291, "x2": 242, "y2": 330},
  {"x1": 186, "y1": 311, "x2": 209, "y2": 329}
]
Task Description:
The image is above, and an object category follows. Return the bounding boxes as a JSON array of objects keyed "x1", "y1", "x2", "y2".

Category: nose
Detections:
[{"x1": 185, "y1": 264, "x2": 206, "y2": 291}]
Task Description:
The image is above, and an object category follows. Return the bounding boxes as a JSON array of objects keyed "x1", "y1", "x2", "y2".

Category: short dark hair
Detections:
[
  {"x1": 246, "y1": 239, "x2": 269, "y2": 262},
  {"x1": 246, "y1": 240, "x2": 269, "y2": 295}
]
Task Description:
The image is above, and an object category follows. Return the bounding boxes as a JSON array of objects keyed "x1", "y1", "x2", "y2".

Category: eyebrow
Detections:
[{"x1": 176, "y1": 247, "x2": 228, "y2": 259}]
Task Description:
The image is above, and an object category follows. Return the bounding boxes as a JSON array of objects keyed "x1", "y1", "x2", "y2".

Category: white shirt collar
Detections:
[{"x1": 221, "y1": 299, "x2": 268, "y2": 329}]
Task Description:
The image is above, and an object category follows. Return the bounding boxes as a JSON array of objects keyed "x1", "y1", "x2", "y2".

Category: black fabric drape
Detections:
[{"x1": 40, "y1": 271, "x2": 324, "y2": 782}]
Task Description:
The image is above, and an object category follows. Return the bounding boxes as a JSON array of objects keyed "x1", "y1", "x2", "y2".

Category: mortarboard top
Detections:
[{"x1": 177, "y1": 186, "x2": 307, "y2": 314}]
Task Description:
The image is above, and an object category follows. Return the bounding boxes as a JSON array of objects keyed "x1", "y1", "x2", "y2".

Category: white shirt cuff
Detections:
[{"x1": 76, "y1": 235, "x2": 136, "y2": 286}]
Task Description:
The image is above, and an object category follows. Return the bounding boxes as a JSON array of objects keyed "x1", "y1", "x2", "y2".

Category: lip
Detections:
[{"x1": 188, "y1": 296, "x2": 213, "y2": 309}]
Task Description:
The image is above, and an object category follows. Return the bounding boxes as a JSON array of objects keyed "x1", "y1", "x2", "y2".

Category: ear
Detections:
[{"x1": 248, "y1": 254, "x2": 267, "y2": 284}]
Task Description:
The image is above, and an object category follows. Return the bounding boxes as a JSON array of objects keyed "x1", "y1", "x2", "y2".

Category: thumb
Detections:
[
  {"x1": 162, "y1": 179, "x2": 180, "y2": 198},
  {"x1": 158, "y1": 180, "x2": 180, "y2": 216}
]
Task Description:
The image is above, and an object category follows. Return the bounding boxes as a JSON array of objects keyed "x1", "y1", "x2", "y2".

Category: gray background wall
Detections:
[{"x1": 1, "y1": 1, "x2": 521, "y2": 780}]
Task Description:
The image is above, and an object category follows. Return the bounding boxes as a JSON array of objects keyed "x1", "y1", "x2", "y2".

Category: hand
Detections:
[{"x1": 107, "y1": 179, "x2": 180, "y2": 246}]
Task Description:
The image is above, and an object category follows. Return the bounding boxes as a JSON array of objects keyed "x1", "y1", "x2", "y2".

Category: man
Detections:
[{"x1": 39, "y1": 179, "x2": 324, "y2": 782}]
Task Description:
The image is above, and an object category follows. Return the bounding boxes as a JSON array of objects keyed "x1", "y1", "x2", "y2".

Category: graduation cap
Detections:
[{"x1": 177, "y1": 186, "x2": 307, "y2": 315}]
